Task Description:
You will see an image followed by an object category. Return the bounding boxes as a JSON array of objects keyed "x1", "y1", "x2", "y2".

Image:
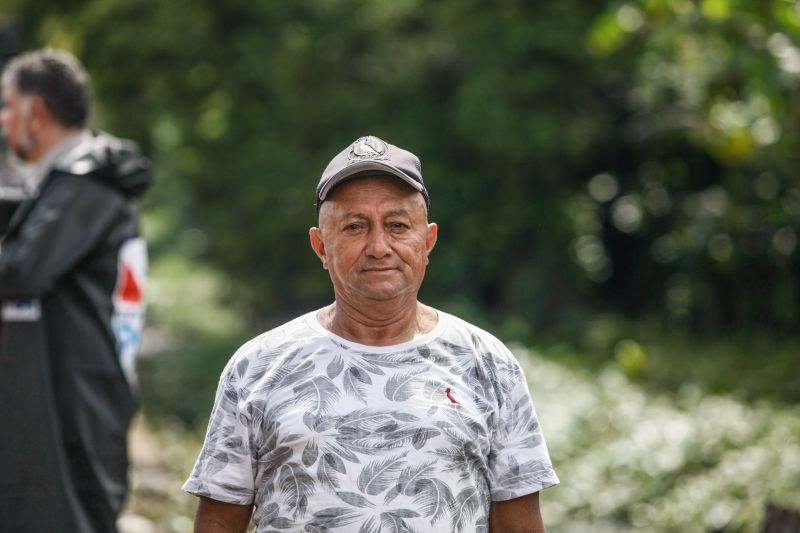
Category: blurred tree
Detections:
[
  {"x1": 579, "y1": 0, "x2": 800, "y2": 334},
  {"x1": 5, "y1": 0, "x2": 799, "y2": 339}
]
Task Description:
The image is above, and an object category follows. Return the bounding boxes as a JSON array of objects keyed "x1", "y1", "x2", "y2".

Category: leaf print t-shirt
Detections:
[{"x1": 183, "y1": 308, "x2": 559, "y2": 532}]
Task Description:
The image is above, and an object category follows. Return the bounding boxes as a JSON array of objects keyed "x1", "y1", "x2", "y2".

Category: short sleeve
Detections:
[
  {"x1": 182, "y1": 353, "x2": 256, "y2": 505},
  {"x1": 486, "y1": 345, "x2": 559, "y2": 501}
]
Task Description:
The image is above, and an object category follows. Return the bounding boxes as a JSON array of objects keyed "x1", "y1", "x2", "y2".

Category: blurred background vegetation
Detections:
[{"x1": 1, "y1": 0, "x2": 799, "y2": 531}]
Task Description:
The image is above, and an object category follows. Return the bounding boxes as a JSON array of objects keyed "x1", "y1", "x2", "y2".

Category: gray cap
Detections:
[{"x1": 316, "y1": 135, "x2": 429, "y2": 212}]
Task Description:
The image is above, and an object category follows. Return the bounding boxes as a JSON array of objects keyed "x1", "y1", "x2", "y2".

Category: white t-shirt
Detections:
[{"x1": 183, "y1": 309, "x2": 558, "y2": 532}]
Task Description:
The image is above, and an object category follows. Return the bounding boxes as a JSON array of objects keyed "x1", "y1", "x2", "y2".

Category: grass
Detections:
[{"x1": 537, "y1": 330, "x2": 800, "y2": 407}]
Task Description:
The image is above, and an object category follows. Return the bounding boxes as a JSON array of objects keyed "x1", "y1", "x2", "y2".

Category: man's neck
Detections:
[
  {"x1": 24, "y1": 129, "x2": 87, "y2": 194},
  {"x1": 318, "y1": 299, "x2": 438, "y2": 347},
  {"x1": 26, "y1": 126, "x2": 82, "y2": 165}
]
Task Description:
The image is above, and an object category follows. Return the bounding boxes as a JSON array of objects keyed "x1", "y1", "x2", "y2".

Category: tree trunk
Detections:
[{"x1": 762, "y1": 503, "x2": 800, "y2": 533}]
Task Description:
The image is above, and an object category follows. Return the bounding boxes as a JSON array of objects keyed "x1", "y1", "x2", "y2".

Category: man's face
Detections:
[
  {"x1": 0, "y1": 82, "x2": 36, "y2": 162},
  {"x1": 311, "y1": 176, "x2": 437, "y2": 305}
]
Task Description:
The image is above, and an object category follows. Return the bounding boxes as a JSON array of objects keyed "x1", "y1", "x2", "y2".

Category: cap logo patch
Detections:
[{"x1": 348, "y1": 136, "x2": 389, "y2": 163}]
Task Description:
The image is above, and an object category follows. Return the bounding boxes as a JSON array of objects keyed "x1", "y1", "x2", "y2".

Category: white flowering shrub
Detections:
[{"x1": 514, "y1": 346, "x2": 800, "y2": 532}]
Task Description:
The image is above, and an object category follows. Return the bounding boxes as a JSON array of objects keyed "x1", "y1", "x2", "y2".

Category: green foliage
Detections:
[
  {"x1": 135, "y1": 254, "x2": 248, "y2": 427},
  {"x1": 634, "y1": 334, "x2": 800, "y2": 404},
  {"x1": 4, "y1": 4, "x2": 798, "y2": 528},
  {"x1": 517, "y1": 347, "x2": 800, "y2": 532},
  {"x1": 540, "y1": 315, "x2": 800, "y2": 406},
  {"x1": 7, "y1": 0, "x2": 799, "y2": 336},
  {"x1": 572, "y1": 0, "x2": 800, "y2": 334}
]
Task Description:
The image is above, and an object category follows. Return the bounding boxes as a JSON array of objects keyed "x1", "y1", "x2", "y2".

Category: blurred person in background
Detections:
[
  {"x1": 183, "y1": 135, "x2": 558, "y2": 532},
  {"x1": 0, "y1": 48, "x2": 152, "y2": 531},
  {"x1": 0, "y1": 27, "x2": 25, "y2": 236}
]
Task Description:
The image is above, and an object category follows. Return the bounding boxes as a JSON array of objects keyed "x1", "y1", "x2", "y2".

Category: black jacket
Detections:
[{"x1": 0, "y1": 132, "x2": 152, "y2": 532}]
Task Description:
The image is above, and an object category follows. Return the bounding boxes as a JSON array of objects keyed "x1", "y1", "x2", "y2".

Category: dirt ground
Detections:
[{"x1": 117, "y1": 416, "x2": 201, "y2": 533}]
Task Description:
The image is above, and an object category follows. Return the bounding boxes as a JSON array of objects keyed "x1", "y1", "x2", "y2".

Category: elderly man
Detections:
[
  {"x1": 0, "y1": 49, "x2": 151, "y2": 531},
  {"x1": 184, "y1": 135, "x2": 558, "y2": 532}
]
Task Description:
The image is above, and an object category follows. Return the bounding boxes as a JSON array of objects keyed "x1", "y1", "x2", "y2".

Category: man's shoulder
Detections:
[
  {"x1": 47, "y1": 131, "x2": 152, "y2": 199},
  {"x1": 39, "y1": 164, "x2": 123, "y2": 207},
  {"x1": 437, "y1": 309, "x2": 508, "y2": 350}
]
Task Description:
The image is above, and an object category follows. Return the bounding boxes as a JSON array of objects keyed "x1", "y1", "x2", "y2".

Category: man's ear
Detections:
[
  {"x1": 425, "y1": 222, "x2": 438, "y2": 262},
  {"x1": 309, "y1": 227, "x2": 327, "y2": 269},
  {"x1": 29, "y1": 97, "x2": 50, "y2": 129}
]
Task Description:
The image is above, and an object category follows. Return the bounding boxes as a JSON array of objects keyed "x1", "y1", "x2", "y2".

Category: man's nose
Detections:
[{"x1": 365, "y1": 228, "x2": 392, "y2": 257}]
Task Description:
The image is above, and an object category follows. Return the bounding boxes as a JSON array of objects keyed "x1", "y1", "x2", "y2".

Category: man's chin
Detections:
[
  {"x1": 358, "y1": 285, "x2": 416, "y2": 303},
  {"x1": 6, "y1": 149, "x2": 33, "y2": 170},
  {"x1": 7, "y1": 143, "x2": 33, "y2": 164}
]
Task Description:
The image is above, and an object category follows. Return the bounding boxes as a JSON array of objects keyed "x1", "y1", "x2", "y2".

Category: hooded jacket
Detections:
[{"x1": 0, "y1": 132, "x2": 152, "y2": 532}]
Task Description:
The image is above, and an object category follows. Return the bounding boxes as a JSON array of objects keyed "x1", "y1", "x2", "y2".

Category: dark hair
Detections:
[{"x1": 2, "y1": 48, "x2": 90, "y2": 128}]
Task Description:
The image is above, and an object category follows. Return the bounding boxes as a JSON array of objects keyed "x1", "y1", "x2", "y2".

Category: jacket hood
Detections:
[{"x1": 55, "y1": 131, "x2": 153, "y2": 199}]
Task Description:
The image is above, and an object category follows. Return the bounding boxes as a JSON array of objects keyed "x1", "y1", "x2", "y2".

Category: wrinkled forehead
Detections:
[{"x1": 318, "y1": 175, "x2": 428, "y2": 221}]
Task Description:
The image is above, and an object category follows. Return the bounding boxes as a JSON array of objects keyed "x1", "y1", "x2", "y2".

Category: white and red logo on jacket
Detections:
[{"x1": 112, "y1": 238, "x2": 147, "y2": 387}]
